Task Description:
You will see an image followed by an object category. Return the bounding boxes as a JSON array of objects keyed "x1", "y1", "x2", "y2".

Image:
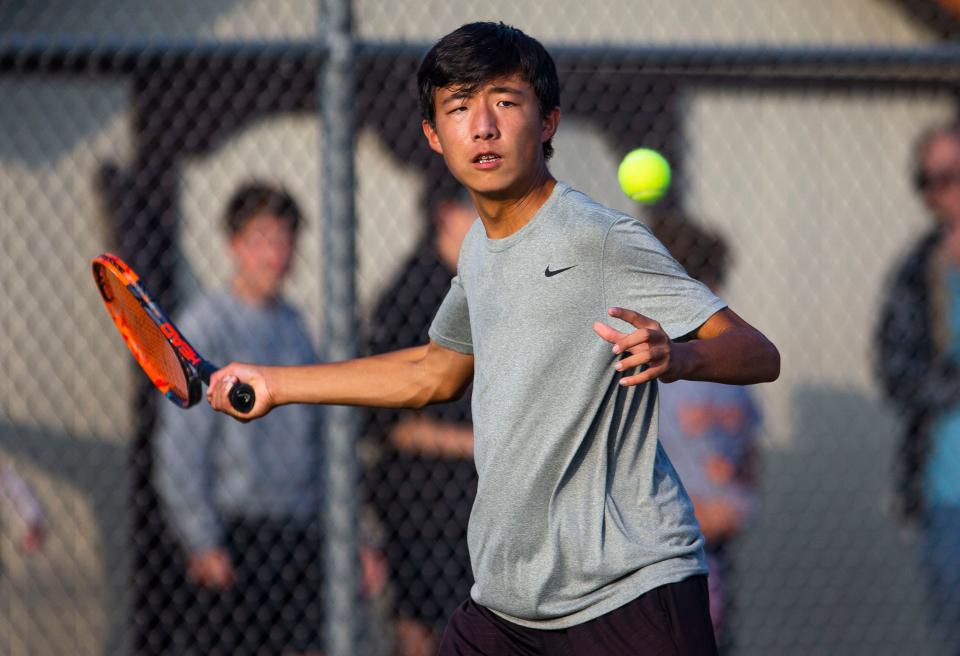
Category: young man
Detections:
[
  {"x1": 208, "y1": 22, "x2": 779, "y2": 655},
  {"x1": 155, "y1": 183, "x2": 326, "y2": 655}
]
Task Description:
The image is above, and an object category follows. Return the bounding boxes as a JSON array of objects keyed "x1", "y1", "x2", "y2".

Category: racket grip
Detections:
[{"x1": 229, "y1": 382, "x2": 256, "y2": 413}]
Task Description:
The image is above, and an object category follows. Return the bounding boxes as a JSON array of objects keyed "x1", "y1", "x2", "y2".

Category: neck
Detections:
[
  {"x1": 472, "y1": 167, "x2": 556, "y2": 239},
  {"x1": 231, "y1": 276, "x2": 276, "y2": 307}
]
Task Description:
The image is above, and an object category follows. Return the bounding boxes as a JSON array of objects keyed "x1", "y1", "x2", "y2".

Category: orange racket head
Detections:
[{"x1": 92, "y1": 253, "x2": 202, "y2": 408}]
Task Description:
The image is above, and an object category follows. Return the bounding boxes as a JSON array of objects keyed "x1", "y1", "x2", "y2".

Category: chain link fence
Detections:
[{"x1": 2, "y1": 1, "x2": 960, "y2": 654}]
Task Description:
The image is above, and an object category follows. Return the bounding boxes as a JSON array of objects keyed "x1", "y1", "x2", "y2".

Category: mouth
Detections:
[{"x1": 472, "y1": 152, "x2": 502, "y2": 168}]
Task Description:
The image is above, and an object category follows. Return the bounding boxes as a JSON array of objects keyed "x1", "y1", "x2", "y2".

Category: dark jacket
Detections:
[{"x1": 875, "y1": 227, "x2": 960, "y2": 520}]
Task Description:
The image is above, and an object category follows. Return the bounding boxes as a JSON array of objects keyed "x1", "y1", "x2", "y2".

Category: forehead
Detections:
[
  {"x1": 436, "y1": 73, "x2": 533, "y2": 100},
  {"x1": 235, "y1": 212, "x2": 295, "y2": 236},
  {"x1": 923, "y1": 133, "x2": 960, "y2": 169}
]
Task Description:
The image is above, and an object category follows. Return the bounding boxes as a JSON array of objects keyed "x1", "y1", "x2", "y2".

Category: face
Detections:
[
  {"x1": 918, "y1": 132, "x2": 960, "y2": 225},
  {"x1": 422, "y1": 74, "x2": 559, "y2": 199},
  {"x1": 438, "y1": 200, "x2": 477, "y2": 250},
  {"x1": 229, "y1": 213, "x2": 297, "y2": 302}
]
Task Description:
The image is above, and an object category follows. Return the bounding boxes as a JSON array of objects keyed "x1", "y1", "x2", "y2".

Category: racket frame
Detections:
[{"x1": 93, "y1": 252, "x2": 219, "y2": 409}]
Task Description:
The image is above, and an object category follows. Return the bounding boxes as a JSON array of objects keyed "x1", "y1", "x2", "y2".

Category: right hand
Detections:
[
  {"x1": 692, "y1": 497, "x2": 743, "y2": 543},
  {"x1": 187, "y1": 547, "x2": 235, "y2": 590},
  {"x1": 207, "y1": 363, "x2": 275, "y2": 420}
]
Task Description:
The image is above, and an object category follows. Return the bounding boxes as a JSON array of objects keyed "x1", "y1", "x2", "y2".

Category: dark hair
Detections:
[
  {"x1": 422, "y1": 171, "x2": 472, "y2": 221},
  {"x1": 417, "y1": 22, "x2": 561, "y2": 160},
  {"x1": 651, "y1": 215, "x2": 731, "y2": 288},
  {"x1": 223, "y1": 181, "x2": 303, "y2": 236}
]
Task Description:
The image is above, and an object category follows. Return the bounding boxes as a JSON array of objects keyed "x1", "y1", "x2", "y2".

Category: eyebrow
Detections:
[{"x1": 440, "y1": 84, "x2": 526, "y2": 105}]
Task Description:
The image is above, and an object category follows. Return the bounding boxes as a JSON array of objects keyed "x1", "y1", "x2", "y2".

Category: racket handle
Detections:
[{"x1": 229, "y1": 382, "x2": 256, "y2": 413}]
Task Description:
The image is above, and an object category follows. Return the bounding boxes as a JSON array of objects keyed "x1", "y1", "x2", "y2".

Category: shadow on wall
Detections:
[
  {"x1": 729, "y1": 385, "x2": 934, "y2": 656},
  {"x1": 0, "y1": 419, "x2": 130, "y2": 656}
]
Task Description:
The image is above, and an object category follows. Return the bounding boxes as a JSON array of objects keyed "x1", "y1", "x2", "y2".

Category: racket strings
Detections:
[{"x1": 100, "y1": 268, "x2": 191, "y2": 403}]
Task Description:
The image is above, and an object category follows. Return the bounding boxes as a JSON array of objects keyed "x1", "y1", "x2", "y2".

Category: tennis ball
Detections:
[{"x1": 617, "y1": 148, "x2": 671, "y2": 203}]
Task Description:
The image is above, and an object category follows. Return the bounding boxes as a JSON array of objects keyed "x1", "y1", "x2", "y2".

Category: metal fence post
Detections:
[{"x1": 319, "y1": 1, "x2": 359, "y2": 654}]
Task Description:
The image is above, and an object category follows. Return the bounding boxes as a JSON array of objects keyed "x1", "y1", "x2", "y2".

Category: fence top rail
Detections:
[{"x1": 2, "y1": 36, "x2": 960, "y2": 83}]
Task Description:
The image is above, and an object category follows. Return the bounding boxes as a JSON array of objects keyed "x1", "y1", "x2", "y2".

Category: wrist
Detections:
[
  {"x1": 262, "y1": 366, "x2": 283, "y2": 406},
  {"x1": 666, "y1": 340, "x2": 695, "y2": 382}
]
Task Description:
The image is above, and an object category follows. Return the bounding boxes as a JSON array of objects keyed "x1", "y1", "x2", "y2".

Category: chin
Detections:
[{"x1": 462, "y1": 174, "x2": 518, "y2": 199}]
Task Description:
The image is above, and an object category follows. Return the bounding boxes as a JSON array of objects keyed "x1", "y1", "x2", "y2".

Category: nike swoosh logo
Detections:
[{"x1": 544, "y1": 265, "x2": 577, "y2": 277}]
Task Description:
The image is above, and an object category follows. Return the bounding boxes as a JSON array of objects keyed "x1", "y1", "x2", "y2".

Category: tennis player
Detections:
[{"x1": 209, "y1": 21, "x2": 779, "y2": 655}]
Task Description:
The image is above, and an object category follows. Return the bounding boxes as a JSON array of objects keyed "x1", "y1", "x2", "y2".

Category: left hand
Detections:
[
  {"x1": 592, "y1": 307, "x2": 682, "y2": 386},
  {"x1": 20, "y1": 523, "x2": 44, "y2": 554}
]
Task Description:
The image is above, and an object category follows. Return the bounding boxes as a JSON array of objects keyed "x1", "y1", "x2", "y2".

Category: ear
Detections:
[
  {"x1": 541, "y1": 106, "x2": 560, "y2": 143},
  {"x1": 422, "y1": 119, "x2": 444, "y2": 155},
  {"x1": 227, "y1": 234, "x2": 242, "y2": 257}
]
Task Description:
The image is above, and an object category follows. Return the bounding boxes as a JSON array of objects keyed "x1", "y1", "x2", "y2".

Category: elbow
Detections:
[
  {"x1": 410, "y1": 376, "x2": 468, "y2": 408},
  {"x1": 406, "y1": 379, "x2": 460, "y2": 409},
  {"x1": 760, "y1": 340, "x2": 781, "y2": 383},
  {"x1": 427, "y1": 378, "x2": 468, "y2": 406}
]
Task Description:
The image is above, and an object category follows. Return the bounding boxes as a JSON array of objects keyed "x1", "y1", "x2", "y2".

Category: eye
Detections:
[{"x1": 497, "y1": 100, "x2": 516, "y2": 107}]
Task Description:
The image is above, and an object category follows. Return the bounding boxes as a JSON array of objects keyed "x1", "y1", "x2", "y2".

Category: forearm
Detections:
[
  {"x1": 671, "y1": 327, "x2": 779, "y2": 385},
  {"x1": 267, "y1": 345, "x2": 467, "y2": 409},
  {"x1": 668, "y1": 307, "x2": 780, "y2": 385},
  {"x1": 389, "y1": 415, "x2": 474, "y2": 458}
]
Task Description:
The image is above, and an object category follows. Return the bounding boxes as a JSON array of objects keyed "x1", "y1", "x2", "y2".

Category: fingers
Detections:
[
  {"x1": 592, "y1": 321, "x2": 660, "y2": 353},
  {"x1": 607, "y1": 306, "x2": 658, "y2": 329},
  {"x1": 616, "y1": 366, "x2": 664, "y2": 387},
  {"x1": 614, "y1": 342, "x2": 670, "y2": 372},
  {"x1": 594, "y1": 308, "x2": 671, "y2": 387},
  {"x1": 207, "y1": 364, "x2": 265, "y2": 421}
]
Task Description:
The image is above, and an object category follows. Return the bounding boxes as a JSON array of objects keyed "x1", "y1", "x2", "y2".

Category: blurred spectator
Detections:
[
  {"x1": 364, "y1": 183, "x2": 478, "y2": 656},
  {"x1": 153, "y1": 182, "x2": 326, "y2": 655},
  {"x1": 876, "y1": 122, "x2": 960, "y2": 646},
  {"x1": 652, "y1": 216, "x2": 761, "y2": 651},
  {"x1": 0, "y1": 459, "x2": 45, "y2": 555}
]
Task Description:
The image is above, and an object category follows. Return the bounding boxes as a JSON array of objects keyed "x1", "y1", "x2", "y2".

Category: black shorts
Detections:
[
  {"x1": 172, "y1": 518, "x2": 324, "y2": 656},
  {"x1": 438, "y1": 575, "x2": 718, "y2": 656}
]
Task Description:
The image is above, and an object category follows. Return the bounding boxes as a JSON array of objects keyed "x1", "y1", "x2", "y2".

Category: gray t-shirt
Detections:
[
  {"x1": 154, "y1": 290, "x2": 322, "y2": 553},
  {"x1": 429, "y1": 182, "x2": 727, "y2": 629}
]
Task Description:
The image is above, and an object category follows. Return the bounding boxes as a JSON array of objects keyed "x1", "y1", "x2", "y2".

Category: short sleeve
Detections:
[
  {"x1": 602, "y1": 217, "x2": 727, "y2": 339},
  {"x1": 428, "y1": 274, "x2": 474, "y2": 354}
]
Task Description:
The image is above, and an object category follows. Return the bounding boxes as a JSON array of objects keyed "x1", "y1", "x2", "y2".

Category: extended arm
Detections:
[
  {"x1": 207, "y1": 340, "x2": 475, "y2": 420},
  {"x1": 593, "y1": 306, "x2": 780, "y2": 386}
]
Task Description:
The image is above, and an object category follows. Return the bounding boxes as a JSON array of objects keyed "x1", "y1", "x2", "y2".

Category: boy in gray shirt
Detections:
[
  {"x1": 208, "y1": 22, "x2": 779, "y2": 656},
  {"x1": 155, "y1": 183, "x2": 325, "y2": 655}
]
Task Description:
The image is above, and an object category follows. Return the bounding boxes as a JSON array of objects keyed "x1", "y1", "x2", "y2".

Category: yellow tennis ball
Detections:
[{"x1": 617, "y1": 148, "x2": 671, "y2": 203}]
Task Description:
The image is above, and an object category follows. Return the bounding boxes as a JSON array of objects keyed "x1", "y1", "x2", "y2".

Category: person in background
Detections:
[
  {"x1": 876, "y1": 122, "x2": 960, "y2": 649},
  {"x1": 653, "y1": 216, "x2": 761, "y2": 652},
  {"x1": 1, "y1": 459, "x2": 45, "y2": 555},
  {"x1": 154, "y1": 182, "x2": 325, "y2": 655},
  {"x1": 365, "y1": 181, "x2": 477, "y2": 656}
]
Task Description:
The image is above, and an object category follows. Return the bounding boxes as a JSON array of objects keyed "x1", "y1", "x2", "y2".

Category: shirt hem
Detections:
[
  {"x1": 429, "y1": 329, "x2": 474, "y2": 355},
  {"x1": 483, "y1": 561, "x2": 708, "y2": 630}
]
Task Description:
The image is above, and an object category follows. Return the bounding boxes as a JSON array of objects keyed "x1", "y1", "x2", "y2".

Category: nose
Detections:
[{"x1": 471, "y1": 103, "x2": 498, "y2": 141}]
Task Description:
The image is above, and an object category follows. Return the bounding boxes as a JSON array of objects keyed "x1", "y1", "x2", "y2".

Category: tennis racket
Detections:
[{"x1": 92, "y1": 252, "x2": 255, "y2": 412}]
